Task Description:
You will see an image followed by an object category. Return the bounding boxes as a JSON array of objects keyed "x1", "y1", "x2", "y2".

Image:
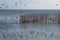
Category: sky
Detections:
[{"x1": 0, "y1": 0, "x2": 60, "y2": 9}]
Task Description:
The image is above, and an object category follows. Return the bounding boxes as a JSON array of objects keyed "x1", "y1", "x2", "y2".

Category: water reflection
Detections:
[{"x1": 0, "y1": 19, "x2": 60, "y2": 40}]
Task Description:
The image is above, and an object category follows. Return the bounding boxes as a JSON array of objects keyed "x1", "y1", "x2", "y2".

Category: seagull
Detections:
[
  {"x1": 15, "y1": 3, "x2": 17, "y2": 6},
  {"x1": 0, "y1": 6, "x2": 2, "y2": 8},
  {"x1": 24, "y1": 4, "x2": 26, "y2": 7},
  {"x1": 56, "y1": 4, "x2": 58, "y2": 6},
  {"x1": 5, "y1": 5, "x2": 8, "y2": 8},
  {"x1": 1, "y1": 4, "x2": 5, "y2": 6},
  {"x1": 20, "y1": 2, "x2": 22, "y2": 4}
]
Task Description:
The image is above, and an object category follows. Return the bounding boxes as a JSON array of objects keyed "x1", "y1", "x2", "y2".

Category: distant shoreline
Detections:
[{"x1": 0, "y1": 9, "x2": 60, "y2": 11}]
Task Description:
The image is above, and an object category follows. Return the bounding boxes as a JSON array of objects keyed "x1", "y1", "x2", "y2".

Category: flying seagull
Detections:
[
  {"x1": 15, "y1": 2, "x2": 17, "y2": 6},
  {"x1": 20, "y1": 2, "x2": 22, "y2": 4},
  {"x1": 24, "y1": 4, "x2": 26, "y2": 7},
  {"x1": 56, "y1": 4, "x2": 58, "y2": 6},
  {"x1": 1, "y1": 4, "x2": 5, "y2": 6},
  {"x1": 0, "y1": 6, "x2": 2, "y2": 8},
  {"x1": 5, "y1": 5, "x2": 8, "y2": 8}
]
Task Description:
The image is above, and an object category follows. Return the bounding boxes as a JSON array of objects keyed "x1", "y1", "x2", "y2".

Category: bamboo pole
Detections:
[{"x1": 20, "y1": 14, "x2": 60, "y2": 24}]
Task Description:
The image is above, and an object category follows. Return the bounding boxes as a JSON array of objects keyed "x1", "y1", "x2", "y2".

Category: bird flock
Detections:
[{"x1": 0, "y1": 1, "x2": 26, "y2": 9}]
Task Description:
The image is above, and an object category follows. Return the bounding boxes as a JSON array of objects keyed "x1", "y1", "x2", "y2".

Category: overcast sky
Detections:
[{"x1": 0, "y1": 0, "x2": 60, "y2": 9}]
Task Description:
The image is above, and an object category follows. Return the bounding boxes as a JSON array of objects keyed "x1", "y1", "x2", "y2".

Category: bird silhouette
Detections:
[
  {"x1": 56, "y1": 4, "x2": 58, "y2": 6},
  {"x1": 15, "y1": 2, "x2": 17, "y2": 6},
  {"x1": 5, "y1": 5, "x2": 8, "y2": 8},
  {"x1": 20, "y1": 2, "x2": 22, "y2": 4},
  {"x1": 0, "y1": 6, "x2": 2, "y2": 8},
  {"x1": 24, "y1": 4, "x2": 26, "y2": 7},
  {"x1": 1, "y1": 4, "x2": 5, "y2": 6}
]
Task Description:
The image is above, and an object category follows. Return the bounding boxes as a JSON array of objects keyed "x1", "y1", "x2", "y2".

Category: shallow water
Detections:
[{"x1": 0, "y1": 10, "x2": 60, "y2": 40}]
